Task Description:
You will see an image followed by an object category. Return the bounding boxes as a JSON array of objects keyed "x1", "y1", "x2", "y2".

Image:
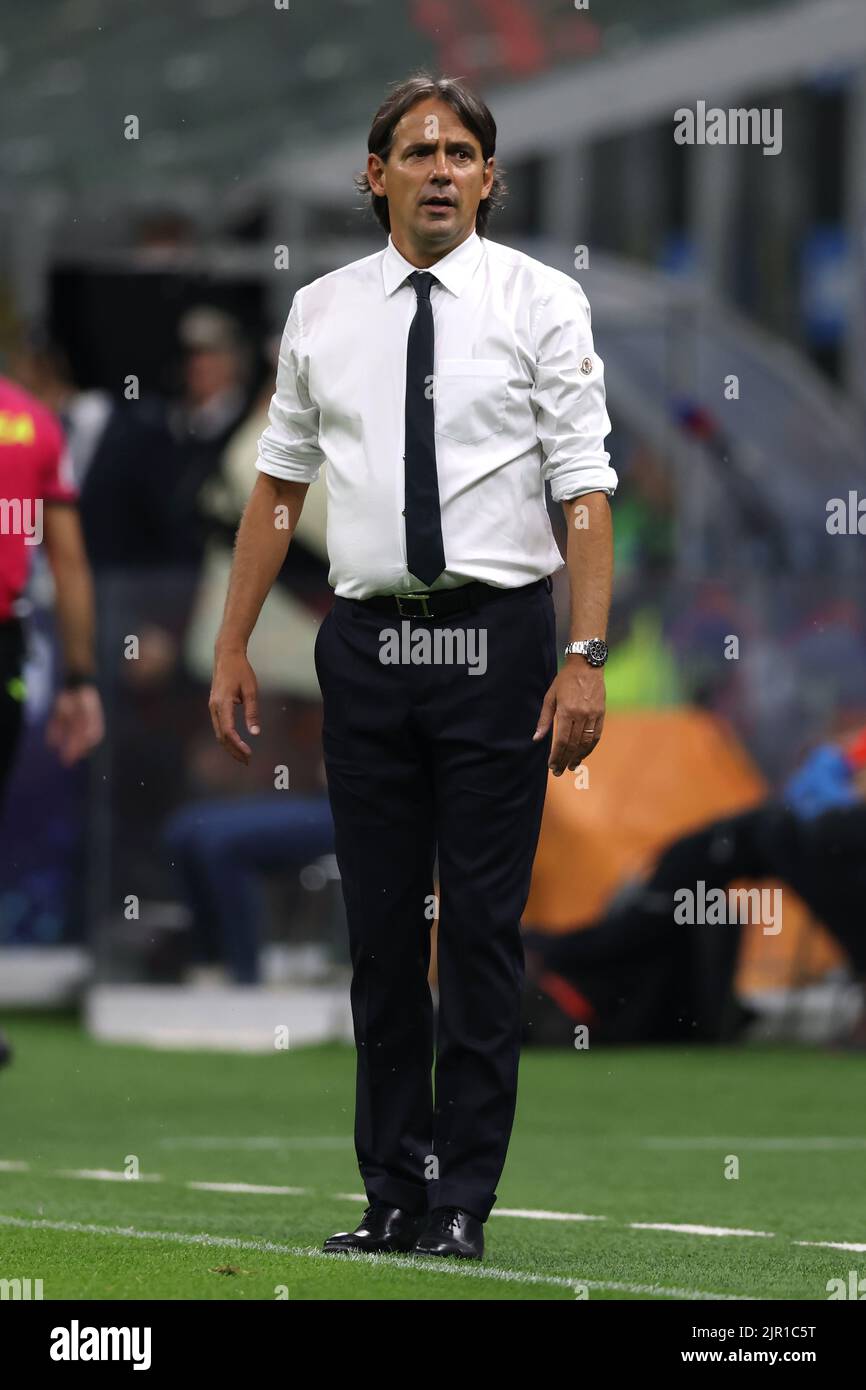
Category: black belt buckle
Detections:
[{"x1": 395, "y1": 590, "x2": 433, "y2": 618}]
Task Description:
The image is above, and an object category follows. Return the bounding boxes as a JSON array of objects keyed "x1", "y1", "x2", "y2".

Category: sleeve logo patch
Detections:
[
  {"x1": 579, "y1": 356, "x2": 593, "y2": 376},
  {"x1": 0, "y1": 412, "x2": 36, "y2": 444}
]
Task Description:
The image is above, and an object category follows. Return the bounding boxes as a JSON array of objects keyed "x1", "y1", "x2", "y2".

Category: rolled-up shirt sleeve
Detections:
[
  {"x1": 531, "y1": 280, "x2": 617, "y2": 503},
  {"x1": 256, "y1": 288, "x2": 325, "y2": 484}
]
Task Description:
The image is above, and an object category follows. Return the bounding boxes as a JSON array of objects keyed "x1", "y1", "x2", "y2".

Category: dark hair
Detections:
[{"x1": 354, "y1": 71, "x2": 506, "y2": 237}]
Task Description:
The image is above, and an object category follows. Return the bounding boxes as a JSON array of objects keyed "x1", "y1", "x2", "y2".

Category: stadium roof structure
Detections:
[
  {"x1": 0, "y1": 0, "x2": 855, "y2": 197},
  {"x1": 279, "y1": 0, "x2": 866, "y2": 202}
]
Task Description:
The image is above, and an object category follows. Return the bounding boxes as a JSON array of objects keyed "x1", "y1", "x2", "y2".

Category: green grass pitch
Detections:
[{"x1": 1, "y1": 1013, "x2": 863, "y2": 1300}]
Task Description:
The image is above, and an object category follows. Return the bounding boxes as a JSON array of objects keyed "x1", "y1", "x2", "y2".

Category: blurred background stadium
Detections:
[{"x1": 0, "y1": 0, "x2": 863, "y2": 1182}]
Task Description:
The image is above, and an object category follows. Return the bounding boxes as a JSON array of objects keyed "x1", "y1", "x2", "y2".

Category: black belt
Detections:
[{"x1": 349, "y1": 575, "x2": 551, "y2": 620}]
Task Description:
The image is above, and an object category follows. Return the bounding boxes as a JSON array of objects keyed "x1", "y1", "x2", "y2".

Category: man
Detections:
[
  {"x1": 0, "y1": 373, "x2": 103, "y2": 799},
  {"x1": 11, "y1": 330, "x2": 178, "y2": 571},
  {"x1": 0, "y1": 373, "x2": 104, "y2": 1066},
  {"x1": 166, "y1": 307, "x2": 252, "y2": 571},
  {"x1": 210, "y1": 73, "x2": 616, "y2": 1260}
]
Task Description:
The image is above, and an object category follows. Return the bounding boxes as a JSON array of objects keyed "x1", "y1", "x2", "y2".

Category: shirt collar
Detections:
[{"x1": 382, "y1": 230, "x2": 484, "y2": 299}]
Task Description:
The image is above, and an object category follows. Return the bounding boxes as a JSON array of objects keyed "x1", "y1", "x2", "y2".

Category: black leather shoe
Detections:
[
  {"x1": 323, "y1": 1202, "x2": 426, "y2": 1255},
  {"x1": 413, "y1": 1206, "x2": 484, "y2": 1260}
]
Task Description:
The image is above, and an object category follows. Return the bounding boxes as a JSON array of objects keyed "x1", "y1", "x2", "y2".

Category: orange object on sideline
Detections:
[{"x1": 522, "y1": 709, "x2": 845, "y2": 994}]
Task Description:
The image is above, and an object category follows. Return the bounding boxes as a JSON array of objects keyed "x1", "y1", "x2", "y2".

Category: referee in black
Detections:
[{"x1": 211, "y1": 73, "x2": 616, "y2": 1260}]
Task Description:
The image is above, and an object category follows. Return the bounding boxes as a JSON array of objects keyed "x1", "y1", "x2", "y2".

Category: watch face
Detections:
[{"x1": 586, "y1": 638, "x2": 608, "y2": 667}]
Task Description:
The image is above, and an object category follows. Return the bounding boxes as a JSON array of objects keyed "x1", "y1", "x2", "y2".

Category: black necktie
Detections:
[{"x1": 404, "y1": 270, "x2": 446, "y2": 587}]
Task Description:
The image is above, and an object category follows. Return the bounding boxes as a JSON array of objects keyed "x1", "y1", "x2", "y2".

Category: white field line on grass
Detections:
[
  {"x1": 9, "y1": 1168, "x2": 310, "y2": 1196},
  {"x1": 337, "y1": 1195, "x2": 607, "y2": 1223},
  {"x1": 631, "y1": 1223, "x2": 775, "y2": 1238},
  {"x1": 2, "y1": 1162, "x2": 861, "y2": 1255},
  {"x1": 642, "y1": 1137, "x2": 866, "y2": 1151},
  {"x1": 494, "y1": 1208, "x2": 607, "y2": 1222},
  {"x1": 795, "y1": 1240, "x2": 866, "y2": 1253},
  {"x1": 159, "y1": 1137, "x2": 353, "y2": 1150},
  {"x1": 162, "y1": 1135, "x2": 866, "y2": 1153},
  {"x1": 188, "y1": 1182, "x2": 309, "y2": 1196},
  {"x1": 57, "y1": 1169, "x2": 163, "y2": 1183},
  {"x1": 0, "y1": 1215, "x2": 753, "y2": 1301}
]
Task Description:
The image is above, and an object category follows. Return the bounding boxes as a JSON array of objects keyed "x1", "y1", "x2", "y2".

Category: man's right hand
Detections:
[{"x1": 209, "y1": 649, "x2": 260, "y2": 764}]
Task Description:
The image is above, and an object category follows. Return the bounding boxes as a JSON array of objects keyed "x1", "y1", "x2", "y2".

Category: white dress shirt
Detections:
[{"x1": 256, "y1": 230, "x2": 616, "y2": 600}]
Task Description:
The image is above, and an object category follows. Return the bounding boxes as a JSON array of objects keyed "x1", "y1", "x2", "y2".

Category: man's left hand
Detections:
[{"x1": 532, "y1": 662, "x2": 605, "y2": 775}]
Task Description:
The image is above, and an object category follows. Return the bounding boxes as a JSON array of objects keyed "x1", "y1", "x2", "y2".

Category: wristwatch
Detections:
[{"x1": 564, "y1": 638, "x2": 608, "y2": 667}]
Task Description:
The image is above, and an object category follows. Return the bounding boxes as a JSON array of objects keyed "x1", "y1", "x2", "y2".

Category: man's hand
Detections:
[
  {"x1": 45, "y1": 686, "x2": 105, "y2": 767},
  {"x1": 207, "y1": 474, "x2": 308, "y2": 763},
  {"x1": 209, "y1": 649, "x2": 260, "y2": 765},
  {"x1": 532, "y1": 660, "x2": 605, "y2": 775}
]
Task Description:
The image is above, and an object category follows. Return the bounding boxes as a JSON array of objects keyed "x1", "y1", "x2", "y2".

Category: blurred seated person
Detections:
[
  {"x1": 522, "y1": 723, "x2": 866, "y2": 1048},
  {"x1": 162, "y1": 792, "x2": 335, "y2": 983}
]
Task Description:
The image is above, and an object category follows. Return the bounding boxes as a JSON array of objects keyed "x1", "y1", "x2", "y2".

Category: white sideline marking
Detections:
[
  {"x1": 58, "y1": 1169, "x2": 163, "y2": 1183},
  {"x1": 159, "y1": 1136, "x2": 352, "y2": 1150},
  {"x1": 795, "y1": 1240, "x2": 866, "y2": 1253},
  {"x1": 334, "y1": 1194, "x2": 608, "y2": 1223},
  {"x1": 631, "y1": 1222, "x2": 775, "y2": 1238},
  {"x1": 188, "y1": 1182, "x2": 309, "y2": 1196},
  {"x1": 166, "y1": 1134, "x2": 866, "y2": 1154},
  {"x1": 642, "y1": 1137, "x2": 866, "y2": 1151},
  {"x1": 493, "y1": 1208, "x2": 608, "y2": 1223},
  {"x1": 48, "y1": 1169, "x2": 306, "y2": 1197},
  {"x1": 0, "y1": 1215, "x2": 752, "y2": 1300},
  {"x1": 2, "y1": 1162, "x2": 857, "y2": 1256}
]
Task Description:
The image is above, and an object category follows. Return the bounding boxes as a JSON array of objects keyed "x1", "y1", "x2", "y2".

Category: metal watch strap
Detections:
[{"x1": 563, "y1": 638, "x2": 608, "y2": 666}]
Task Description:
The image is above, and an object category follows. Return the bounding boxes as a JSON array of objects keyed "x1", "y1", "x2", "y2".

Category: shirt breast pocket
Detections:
[{"x1": 434, "y1": 358, "x2": 509, "y2": 445}]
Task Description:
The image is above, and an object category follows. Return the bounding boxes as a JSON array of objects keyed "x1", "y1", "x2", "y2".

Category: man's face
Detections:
[{"x1": 367, "y1": 98, "x2": 494, "y2": 258}]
